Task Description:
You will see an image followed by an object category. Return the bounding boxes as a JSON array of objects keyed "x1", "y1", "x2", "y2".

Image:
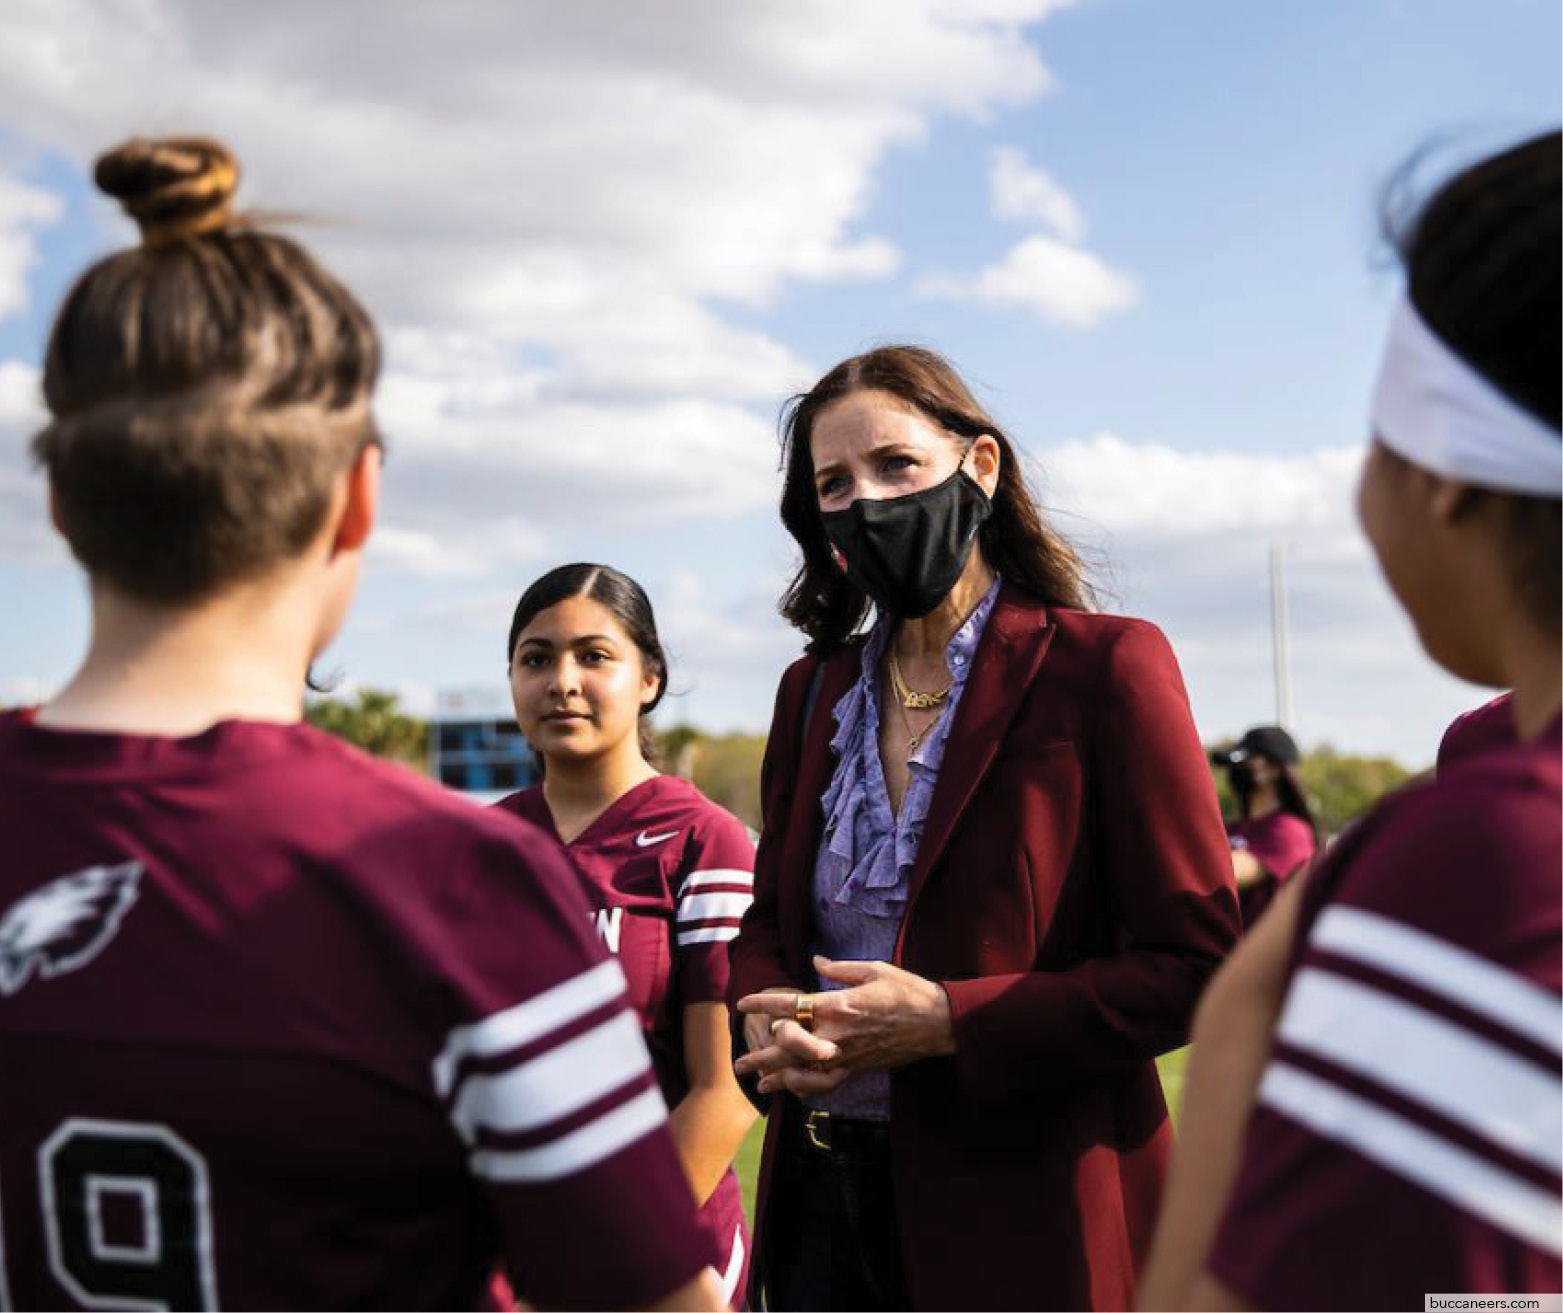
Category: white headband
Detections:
[{"x1": 1370, "y1": 294, "x2": 1561, "y2": 499}]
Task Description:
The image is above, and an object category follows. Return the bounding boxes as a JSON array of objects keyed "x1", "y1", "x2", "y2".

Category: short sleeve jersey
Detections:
[
  {"x1": 1209, "y1": 718, "x2": 1562, "y2": 1309},
  {"x1": 1227, "y1": 811, "x2": 1317, "y2": 928},
  {"x1": 496, "y1": 776, "x2": 755, "y2": 1107},
  {"x1": 495, "y1": 775, "x2": 755, "y2": 1302},
  {"x1": 1226, "y1": 811, "x2": 1316, "y2": 884},
  {"x1": 0, "y1": 714, "x2": 713, "y2": 1312}
]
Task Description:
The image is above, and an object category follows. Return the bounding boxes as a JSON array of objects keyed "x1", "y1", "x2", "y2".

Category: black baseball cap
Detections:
[{"x1": 1211, "y1": 725, "x2": 1301, "y2": 767}]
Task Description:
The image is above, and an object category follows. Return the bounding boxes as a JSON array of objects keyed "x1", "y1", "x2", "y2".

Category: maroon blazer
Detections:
[{"x1": 729, "y1": 584, "x2": 1241, "y2": 1311}]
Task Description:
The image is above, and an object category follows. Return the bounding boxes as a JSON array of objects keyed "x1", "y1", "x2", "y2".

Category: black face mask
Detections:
[{"x1": 820, "y1": 469, "x2": 993, "y2": 619}]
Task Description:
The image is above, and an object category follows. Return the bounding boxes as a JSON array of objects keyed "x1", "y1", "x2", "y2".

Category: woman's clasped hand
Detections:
[{"x1": 735, "y1": 955, "x2": 956, "y2": 1096}]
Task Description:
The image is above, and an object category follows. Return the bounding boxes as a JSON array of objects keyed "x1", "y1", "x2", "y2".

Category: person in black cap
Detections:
[{"x1": 1211, "y1": 726, "x2": 1317, "y2": 928}]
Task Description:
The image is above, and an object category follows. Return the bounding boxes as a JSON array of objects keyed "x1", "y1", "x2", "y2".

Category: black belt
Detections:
[{"x1": 798, "y1": 1107, "x2": 891, "y2": 1156}]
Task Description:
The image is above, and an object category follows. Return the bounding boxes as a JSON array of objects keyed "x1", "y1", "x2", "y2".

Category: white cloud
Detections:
[
  {"x1": 0, "y1": 359, "x2": 61, "y2": 564},
  {"x1": 1027, "y1": 431, "x2": 1370, "y2": 620},
  {"x1": 660, "y1": 568, "x2": 798, "y2": 665},
  {"x1": 918, "y1": 233, "x2": 1139, "y2": 328},
  {"x1": 1024, "y1": 431, "x2": 1480, "y2": 764},
  {"x1": 1038, "y1": 432, "x2": 1361, "y2": 542},
  {"x1": 0, "y1": 173, "x2": 63, "y2": 322},
  {"x1": 0, "y1": 0, "x2": 1083, "y2": 563},
  {"x1": 617, "y1": 567, "x2": 803, "y2": 731},
  {"x1": 989, "y1": 145, "x2": 1085, "y2": 241},
  {"x1": 0, "y1": 358, "x2": 42, "y2": 427},
  {"x1": 923, "y1": 145, "x2": 1136, "y2": 331},
  {"x1": 0, "y1": 674, "x2": 49, "y2": 707},
  {"x1": 0, "y1": 2, "x2": 1063, "y2": 323},
  {"x1": 376, "y1": 367, "x2": 784, "y2": 529},
  {"x1": 928, "y1": 0, "x2": 1080, "y2": 19},
  {"x1": 370, "y1": 521, "x2": 545, "y2": 579}
]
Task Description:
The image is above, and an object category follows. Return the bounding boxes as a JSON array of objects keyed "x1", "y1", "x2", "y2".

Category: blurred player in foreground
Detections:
[
  {"x1": 0, "y1": 137, "x2": 723, "y2": 1311},
  {"x1": 1140, "y1": 129, "x2": 1561, "y2": 1310}
]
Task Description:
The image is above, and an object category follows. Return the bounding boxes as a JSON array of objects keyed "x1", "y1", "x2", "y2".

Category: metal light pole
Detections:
[{"x1": 1270, "y1": 543, "x2": 1295, "y2": 729}]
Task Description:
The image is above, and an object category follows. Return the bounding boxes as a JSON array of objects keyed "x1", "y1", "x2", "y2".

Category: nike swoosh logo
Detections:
[{"x1": 635, "y1": 829, "x2": 678, "y2": 848}]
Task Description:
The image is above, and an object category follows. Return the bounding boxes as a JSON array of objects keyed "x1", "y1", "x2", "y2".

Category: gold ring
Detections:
[{"x1": 795, "y1": 993, "x2": 815, "y2": 1028}]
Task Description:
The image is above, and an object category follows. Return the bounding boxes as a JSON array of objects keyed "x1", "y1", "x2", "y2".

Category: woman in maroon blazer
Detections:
[{"x1": 729, "y1": 345, "x2": 1240, "y2": 1311}]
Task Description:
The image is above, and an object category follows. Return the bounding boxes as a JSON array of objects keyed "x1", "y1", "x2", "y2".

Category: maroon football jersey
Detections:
[
  {"x1": 0, "y1": 713, "x2": 713, "y2": 1311},
  {"x1": 1210, "y1": 716, "x2": 1562, "y2": 1309},
  {"x1": 495, "y1": 776, "x2": 754, "y2": 1305},
  {"x1": 1438, "y1": 692, "x2": 1516, "y2": 772}
]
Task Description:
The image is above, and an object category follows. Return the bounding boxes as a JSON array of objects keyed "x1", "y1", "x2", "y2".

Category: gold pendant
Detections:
[{"x1": 888, "y1": 650, "x2": 953, "y2": 711}]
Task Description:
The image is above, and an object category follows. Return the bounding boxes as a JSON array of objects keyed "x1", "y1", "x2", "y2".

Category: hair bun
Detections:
[{"x1": 94, "y1": 137, "x2": 240, "y2": 246}]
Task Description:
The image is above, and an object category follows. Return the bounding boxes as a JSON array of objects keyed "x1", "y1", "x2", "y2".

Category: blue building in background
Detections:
[{"x1": 431, "y1": 687, "x2": 538, "y2": 803}]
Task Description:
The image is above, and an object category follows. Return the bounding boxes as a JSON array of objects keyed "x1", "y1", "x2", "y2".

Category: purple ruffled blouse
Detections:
[{"x1": 807, "y1": 576, "x2": 1000, "y2": 1120}]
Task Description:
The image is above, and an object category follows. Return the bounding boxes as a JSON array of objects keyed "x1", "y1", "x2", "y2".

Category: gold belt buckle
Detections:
[{"x1": 804, "y1": 1108, "x2": 831, "y2": 1152}]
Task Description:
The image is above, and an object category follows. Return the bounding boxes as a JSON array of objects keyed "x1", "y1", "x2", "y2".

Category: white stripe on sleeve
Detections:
[
  {"x1": 678, "y1": 925, "x2": 742, "y2": 947},
  {"x1": 1260, "y1": 1061, "x2": 1563, "y2": 1256},
  {"x1": 1310, "y1": 906, "x2": 1561, "y2": 1054},
  {"x1": 683, "y1": 869, "x2": 753, "y2": 892},
  {"x1": 1279, "y1": 968, "x2": 1561, "y2": 1172},
  {"x1": 678, "y1": 890, "x2": 753, "y2": 924},
  {"x1": 433, "y1": 958, "x2": 627, "y2": 1097},
  {"x1": 470, "y1": 1085, "x2": 669, "y2": 1183},
  {"x1": 675, "y1": 925, "x2": 740, "y2": 944},
  {"x1": 719, "y1": 1225, "x2": 746, "y2": 1305},
  {"x1": 450, "y1": 1009, "x2": 652, "y2": 1143}
]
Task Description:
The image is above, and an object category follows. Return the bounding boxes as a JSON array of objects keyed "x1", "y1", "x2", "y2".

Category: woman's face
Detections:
[
  {"x1": 809, "y1": 388, "x2": 1000, "y2": 512},
  {"x1": 1229, "y1": 755, "x2": 1281, "y2": 800},
  {"x1": 509, "y1": 595, "x2": 659, "y2": 765}
]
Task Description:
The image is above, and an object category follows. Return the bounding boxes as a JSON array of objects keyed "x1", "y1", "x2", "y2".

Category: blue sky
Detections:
[{"x1": 0, "y1": 0, "x2": 1556, "y2": 764}]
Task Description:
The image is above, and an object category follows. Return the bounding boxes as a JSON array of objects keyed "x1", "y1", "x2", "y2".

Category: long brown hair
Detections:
[
  {"x1": 34, "y1": 136, "x2": 381, "y2": 604},
  {"x1": 778, "y1": 344, "x2": 1091, "y2": 650}
]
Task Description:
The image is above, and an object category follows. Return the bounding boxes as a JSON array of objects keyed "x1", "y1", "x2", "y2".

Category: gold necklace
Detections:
[
  {"x1": 897, "y1": 698, "x2": 935, "y2": 758},
  {"x1": 887, "y1": 649, "x2": 953, "y2": 710}
]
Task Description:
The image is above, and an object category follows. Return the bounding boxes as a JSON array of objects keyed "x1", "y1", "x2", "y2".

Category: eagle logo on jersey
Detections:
[{"x1": 0, "y1": 861, "x2": 144, "y2": 996}]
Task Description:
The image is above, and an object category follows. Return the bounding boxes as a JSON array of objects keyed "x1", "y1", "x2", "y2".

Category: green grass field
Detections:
[{"x1": 732, "y1": 1046, "x2": 1191, "y2": 1224}]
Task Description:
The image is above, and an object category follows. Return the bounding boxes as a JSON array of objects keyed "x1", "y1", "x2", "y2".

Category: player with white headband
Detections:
[{"x1": 1141, "y1": 129, "x2": 1561, "y2": 1309}]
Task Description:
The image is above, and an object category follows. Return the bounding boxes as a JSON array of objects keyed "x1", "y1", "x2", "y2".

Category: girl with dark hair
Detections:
[
  {"x1": 0, "y1": 139, "x2": 723, "y2": 1312},
  {"x1": 495, "y1": 563, "x2": 758, "y2": 1307},
  {"x1": 729, "y1": 345, "x2": 1240, "y2": 1310},
  {"x1": 1141, "y1": 130, "x2": 1562, "y2": 1310},
  {"x1": 1211, "y1": 725, "x2": 1319, "y2": 928}
]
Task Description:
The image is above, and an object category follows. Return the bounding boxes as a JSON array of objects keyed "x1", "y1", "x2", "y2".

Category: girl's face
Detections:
[
  {"x1": 809, "y1": 388, "x2": 1000, "y2": 513},
  {"x1": 509, "y1": 595, "x2": 659, "y2": 766},
  {"x1": 1357, "y1": 439, "x2": 1500, "y2": 685},
  {"x1": 1357, "y1": 440, "x2": 1421, "y2": 613}
]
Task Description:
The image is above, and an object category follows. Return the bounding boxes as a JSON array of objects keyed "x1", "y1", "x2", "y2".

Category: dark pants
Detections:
[{"x1": 763, "y1": 1105, "x2": 913, "y2": 1312}]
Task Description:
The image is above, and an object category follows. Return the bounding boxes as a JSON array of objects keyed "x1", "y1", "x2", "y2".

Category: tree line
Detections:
[{"x1": 306, "y1": 689, "x2": 1417, "y2": 836}]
